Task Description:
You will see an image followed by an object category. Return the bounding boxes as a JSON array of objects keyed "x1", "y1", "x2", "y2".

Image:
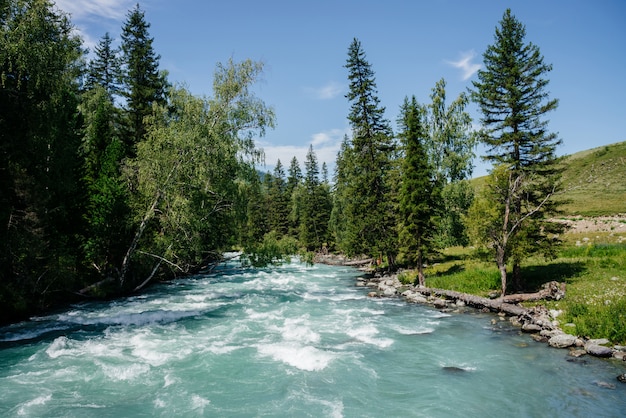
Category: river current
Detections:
[{"x1": 1, "y1": 261, "x2": 625, "y2": 417}]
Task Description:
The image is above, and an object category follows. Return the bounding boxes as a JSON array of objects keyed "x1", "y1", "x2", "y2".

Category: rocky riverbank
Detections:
[{"x1": 358, "y1": 271, "x2": 626, "y2": 383}]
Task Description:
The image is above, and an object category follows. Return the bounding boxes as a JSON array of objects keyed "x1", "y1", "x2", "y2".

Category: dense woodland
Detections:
[{"x1": 1, "y1": 1, "x2": 564, "y2": 323}]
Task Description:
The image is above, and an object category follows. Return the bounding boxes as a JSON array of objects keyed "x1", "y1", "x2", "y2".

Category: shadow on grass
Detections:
[
  {"x1": 521, "y1": 261, "x2": 587, "y2": 291},
  {"x1": 432, "y1": 263, "x2": 465, "y2": 277}
]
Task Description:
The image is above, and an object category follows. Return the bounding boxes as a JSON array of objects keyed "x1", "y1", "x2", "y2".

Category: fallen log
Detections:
[
  {"x1": 413, "y1": 287, "x2": 528, "y2": 317},
  {"x1": 501, "y1": 281, "x2": 566, "y2": 304}
]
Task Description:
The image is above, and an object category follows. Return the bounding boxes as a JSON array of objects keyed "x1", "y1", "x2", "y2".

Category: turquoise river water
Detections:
[{"x1": 1, "y1": 261, "x2": 625, "y2": 417}]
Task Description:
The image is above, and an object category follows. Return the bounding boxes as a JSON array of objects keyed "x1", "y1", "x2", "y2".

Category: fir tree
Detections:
[
  {"x1": 397, "y1": 97, "x2": 439, "y2": 286},
  {"x1": 267, "y1": 159, "x2": 289, "y2": 236},
  {"x1": 469, "y1": 9, "x2": 565, "y2": 295},
  {"x1": 334, "y1": 38, "x2": 396, "y2": 262},
  {"x1": 119, "y1": 4, "x2": 168, "y2": 155},
  {"x1": 86, "y1": 32, "x2": 121, "y2": 98}
]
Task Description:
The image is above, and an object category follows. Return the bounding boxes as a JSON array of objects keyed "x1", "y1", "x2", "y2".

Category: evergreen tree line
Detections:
[{"x1": 0, "y1": 2, "x2": 564, "y2": 323}]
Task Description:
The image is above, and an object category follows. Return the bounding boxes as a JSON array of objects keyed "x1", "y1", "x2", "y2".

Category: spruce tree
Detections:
[
  {"x1": 86, "y1": 32, "x2": 121, "y2": 98},
  {"x1": 298, "y1": 145, "x2": 331, "y2": 251},
  {"x1": 286, "y1": 156, "x2": 303, "y2": 237},
  {"x1": 119, "y1": 4, "x2": 168, "y2": 155},
  {"x1": 470, "y1": 9, "x2": 564, "y2": 295},
  {"x1": 335, "y1": 38, "x2": 396, "y2": 262},
  {"x1": 267, "y1": 159, "x2": 289, "y2": 236},
  {"x1": 397, "y1": 97, "x2": 438, "y2": 286}
]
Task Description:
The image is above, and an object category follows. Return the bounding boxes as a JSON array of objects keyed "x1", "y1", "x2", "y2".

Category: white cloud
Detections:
[
  {"x1": 447, "y1": 50, "x2": 481, "y2": 81},
  {"x1": 257, "y1": 127, "x2": 349, "y2": 175},
  {"x1": 306, "y1": 81, "x2": 344, "y2": 100},
  {"x1": 53, "y1": 0, "x2": 133, "y2": 21}
]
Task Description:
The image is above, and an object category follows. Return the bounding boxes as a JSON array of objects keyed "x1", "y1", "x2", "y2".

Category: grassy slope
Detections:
[
  {"x1": 559, "y1": 141, "x2": 626, "y2": 216},
  {"x1": 471, "y1": 140, "x2": 626, "y2": 216},
  {"x1": 421, "y1": 141, "x2": 626, "y2": 343}
]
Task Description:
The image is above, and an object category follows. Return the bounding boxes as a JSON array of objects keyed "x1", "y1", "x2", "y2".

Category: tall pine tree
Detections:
[
  {"x1": 334, "y1": 38, "x2": 396, "y2": 262},
  {"x1": 119, "y1": 4, "x2": 168, "y2": 155},
  {"x1": 397, "y1": 97, "x2": 439, "y2": 286},
  {"x1": 469, "y1": 9, "x2": 564, "y2": 295},
  {"x1": 86, "y1": 32, "x2": 122, "y2": 98}
]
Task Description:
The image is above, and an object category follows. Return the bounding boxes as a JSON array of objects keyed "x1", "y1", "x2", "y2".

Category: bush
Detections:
[{"x1": 565, "y1": 299, "x2": 626, "y2": 345}]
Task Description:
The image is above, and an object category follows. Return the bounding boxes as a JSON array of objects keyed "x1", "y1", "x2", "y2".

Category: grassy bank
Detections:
[{"x1": 401, "y1": 230, "x2": 626, "y2": 344}]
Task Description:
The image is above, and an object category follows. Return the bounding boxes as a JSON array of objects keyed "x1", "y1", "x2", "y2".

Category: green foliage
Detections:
[
  {"x1": 86, "y1": 32, "x2": 122, "y2": 97},
  {"x1": 119, "y1": 4, "x2": 169, "y2": 154},
  {"x1": 267, "y1": 160, "x2": 290, "y2": 236},
  {"x1": 0, "y1": 0, "x2": 85, "y2": 321},
  {"x1": 297, "y1": 145, "x2": 332, "y2": 251},
  {"x1": 80, "y1": 86, "x2": 129, "y2": 273},
  {"x1": 123, "y1": 60, "x2": 274, "y2": 284},
  {"x1": 469, "y1": 9, "x2": 565, "y2": 295},
  {"x1": 397, "y1": 96, "x2": 438, "y2": 285},
  {"x1": 332, "y1": 38, "x2": 397, "y2": 261},
  {"x1": 242, "y1": 231, "x2": 299, "y2": 267}
]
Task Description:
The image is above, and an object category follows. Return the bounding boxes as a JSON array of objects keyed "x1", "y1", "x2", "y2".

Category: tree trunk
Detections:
[
  {"x1": 496, "y1": 245, "x2": 507, "y2": 296},
  {"x1": 119, "y1": 191, "x2": 162, "y2": 287},
  {"x1": 417, "y1": 250, "x2": 425, "y2": 287},
  {"x1": 512, "y1": 262, "x2": 522, "y2": 292},
  {"x1": 414, "y1": 287, "x2": 528, "y2": 317}
]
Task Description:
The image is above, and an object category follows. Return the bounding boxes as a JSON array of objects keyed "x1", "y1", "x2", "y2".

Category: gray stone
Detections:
[
  {"x1": 593, "y1": 380, "x2": 616, "y2": 390},
  {"x1": 585, "y1": 344, "x2": 613, "y2": 358},
  {"x1": 433, "y1": 299, "x2": 448, "y2": 309},
  {"x1": 548, "y1": 333, "x2": 578, "y2": 348},
  {"x1": 382, "y1": 286, "x2": 397, "y2": 296},
  {"x1": 588, "y1": 338, "x2": 610, "y2": 346},
  {"x1": 521, "y1": 323, "x2": 542, "y2": 333},
  {"x1": 568, "y1": 349, "x2": 587, "y2": 358}
]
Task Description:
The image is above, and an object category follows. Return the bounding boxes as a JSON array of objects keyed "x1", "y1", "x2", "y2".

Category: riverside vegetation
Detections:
[
  {"x1": 1, "y1": 2, "x2": 624, "y2": 353},
  {"x1": 396, "y1": 143, "x2": 626, "y2": 344}
]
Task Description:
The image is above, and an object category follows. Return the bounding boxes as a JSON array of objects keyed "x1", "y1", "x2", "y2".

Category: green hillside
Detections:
[
  {"x1": 471, "y1": 141, "x2": 626, "y2": 217},
  {"x1": 559, "y1": 141, "x2": 626, "y2": 216}
]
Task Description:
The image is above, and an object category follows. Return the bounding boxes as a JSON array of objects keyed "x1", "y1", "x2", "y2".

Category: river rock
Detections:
[
  {"x1": 521, "y1": 323, "x2": 542, "y2": 333},
  {"x1": 548, "y1": 333, "x2": 578, "y2": 348},
  {"x1": 433, "y1": 299, "x2": 448, "y2": 309},
  {"x1": 568, "y1": 349, "x2": 587, "y2": 358},
  {"x1": 585, "y1": 344, "x2": 613, "y2": 358},
  {"x1": 618, "y1": 374, "x2": 626, "y2": 383},
  {"x1": 382, "y1": 286, "x2": 397, "y2": 296},
  {"x1": 593, "y1": 380, "x2": 616, "y2": 389},
  {"x1": 403, "y1": 291, "x2": 428, "y2": 304},
  {"x1": 613, "y1": 351, "x2": 626, "y2": 361}
]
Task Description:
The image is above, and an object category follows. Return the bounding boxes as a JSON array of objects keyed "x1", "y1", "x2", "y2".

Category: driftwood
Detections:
[
  {"x1": 501, "y1": 281, "x2": 566, "y2": 304},
  {"x1": 414, "y1": 287, "x2": 528, "y2": 316}
]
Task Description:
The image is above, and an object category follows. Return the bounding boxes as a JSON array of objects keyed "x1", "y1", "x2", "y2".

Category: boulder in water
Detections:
[
  {"x1": 442, "y1": 366, "x2": 466, "y2": 373},
  {"x1": 585, "y1": 344, "x2": 613, "y2": 358},
  {"x1": 548, "y1": 333, "x2": 578, "y2": 348}
]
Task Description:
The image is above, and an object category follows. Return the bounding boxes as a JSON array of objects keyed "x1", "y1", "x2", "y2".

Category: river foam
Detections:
[{"x1": 1, "y1": 261, "x2": 625, "y2": 417}]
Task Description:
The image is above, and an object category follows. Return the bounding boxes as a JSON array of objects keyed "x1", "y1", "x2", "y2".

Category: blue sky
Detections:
[{"x1": 55, "y1": 0, "x2": 626, "y2": 178}]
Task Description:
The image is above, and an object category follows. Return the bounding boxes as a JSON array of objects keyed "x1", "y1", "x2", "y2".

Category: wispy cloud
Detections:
[
  {"x1": 305, "y1": 81, "x2": 344, "y2": 100},
  {"x1": 258, "y1": 127, "x2": 349, "y2": 174},
  {"x1": 447, "y1": 50, "x2": 481, "y2": 81},
  {"x1": 53, "y1": 0, "x2": 133, "y2": 21}
]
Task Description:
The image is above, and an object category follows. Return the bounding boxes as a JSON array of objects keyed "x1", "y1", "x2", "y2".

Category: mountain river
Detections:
[{"x1": 1, "y1": 261, "x2": 625, "y2": 417}]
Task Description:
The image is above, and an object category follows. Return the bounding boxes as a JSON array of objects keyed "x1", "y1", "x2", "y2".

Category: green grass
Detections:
[
  {"x1": 409, "y1": 233, "x2": 626, "y2": 344},
  {"x1": 471, "y1": 140, "x2": 626, "y2": 216}
]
